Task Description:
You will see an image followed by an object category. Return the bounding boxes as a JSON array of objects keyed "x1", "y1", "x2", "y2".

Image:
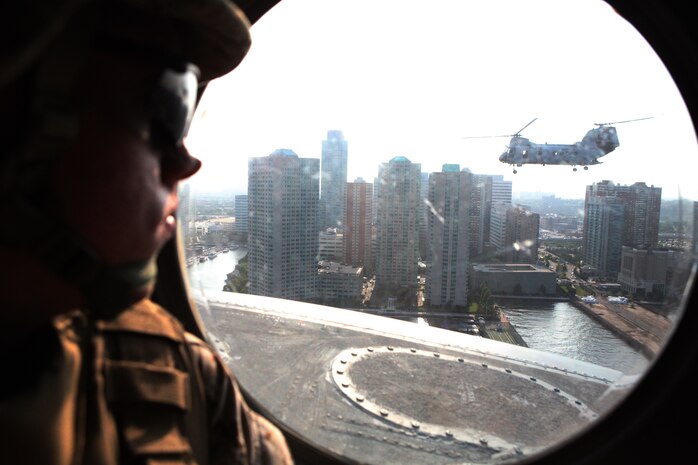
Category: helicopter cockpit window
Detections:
[{"x1": 179, "y1": 1, "x2": 696, "y2": 464}]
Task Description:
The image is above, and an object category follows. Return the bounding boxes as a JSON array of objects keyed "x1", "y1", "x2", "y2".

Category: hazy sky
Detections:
[{"x1": 185, "y1": 0, "x2": 697, "y2": 200}]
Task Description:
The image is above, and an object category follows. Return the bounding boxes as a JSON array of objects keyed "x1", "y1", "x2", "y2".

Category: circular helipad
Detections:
[{"x1": 331, "y1": 346, "x2": 597, "y2": 451}]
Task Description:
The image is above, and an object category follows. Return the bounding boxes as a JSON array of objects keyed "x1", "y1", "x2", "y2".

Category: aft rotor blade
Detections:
[{"x1": 594, "y1": 116, "x2": 654, "y2": 126}]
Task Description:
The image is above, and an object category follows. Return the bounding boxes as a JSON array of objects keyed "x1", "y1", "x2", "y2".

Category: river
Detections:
[
  {"x1": 186, "y1": 251, "x2": 649, "y2": 374},
  {"x1": 186, "y1": 248, "x2": 248, "y2": 293},
  {"x1": 500, "y1": 301, "x2": 649, "y2": 374}
]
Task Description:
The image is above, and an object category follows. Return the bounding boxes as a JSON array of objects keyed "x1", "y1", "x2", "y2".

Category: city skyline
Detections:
[{"x1": 184, "y1": 160, "x2": 677, "y2": 310}]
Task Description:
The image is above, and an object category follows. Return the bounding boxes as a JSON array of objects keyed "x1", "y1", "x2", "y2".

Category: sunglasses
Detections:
[
  {"x1": 94, "y1": 34, "x2": 201, "y2": 148},
  {"x1": 150, "y1": 63, "x2": 200, "y2": 147}
]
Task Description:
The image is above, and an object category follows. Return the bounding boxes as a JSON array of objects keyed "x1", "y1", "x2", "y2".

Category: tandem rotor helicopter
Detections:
[{"x1": 464, "y1": 117, "x2": 653, "y2": 174}]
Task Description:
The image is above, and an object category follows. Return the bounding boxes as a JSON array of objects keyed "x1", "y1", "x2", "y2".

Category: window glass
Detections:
[{"x1": 179, "y1": 1, "x2": 696, "y2": 463}]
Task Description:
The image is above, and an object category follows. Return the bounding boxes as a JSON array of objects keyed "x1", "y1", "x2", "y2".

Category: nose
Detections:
[{"x1": 161, "y1": 144, "x2": 202, "y2": 186}]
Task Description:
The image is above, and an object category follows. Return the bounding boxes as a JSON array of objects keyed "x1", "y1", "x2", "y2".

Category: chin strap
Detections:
[{"x1": 4, "y1": 197, "x2": 158, "y2": 318}]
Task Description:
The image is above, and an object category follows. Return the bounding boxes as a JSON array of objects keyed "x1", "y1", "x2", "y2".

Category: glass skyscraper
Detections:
[
  {"x1": 247, "y1": 149, "x2": 319, "y2": 300},
  {"x1": 320, "y1": 130, "x2": 348, "y2": 230}
]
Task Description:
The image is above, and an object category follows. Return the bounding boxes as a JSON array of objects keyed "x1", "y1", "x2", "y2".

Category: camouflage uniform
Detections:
[{"x1": 0, "y1": 299, "x2": 294, "y2": 465}]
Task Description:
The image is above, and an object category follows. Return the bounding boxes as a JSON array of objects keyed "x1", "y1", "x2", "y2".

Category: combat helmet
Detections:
[
  {"x1": 1, "y1": 0, "x2": 252, "y2": 314},
  {"x1": 2, "y1": 0, "x2": 251, "y2": 85}
]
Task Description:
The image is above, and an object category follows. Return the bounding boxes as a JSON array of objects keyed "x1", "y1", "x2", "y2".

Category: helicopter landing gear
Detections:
[
  {"x1": 584, "y1": 166, "x2": 589, "y2": 170},
  {"x1": 573, "y1": 167, "x2": 578, "y2": 172},
  {"x1": 513, "y1": 169, "x2": 518, "y2": 174}
]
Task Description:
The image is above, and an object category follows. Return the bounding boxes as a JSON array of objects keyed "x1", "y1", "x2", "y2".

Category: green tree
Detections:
[
  {"x1": 478, "y1": 283, "x2": 495, "y2": 319},
  {"x1": 224, "y1": 255, "x2": 249, "y2": 293}
]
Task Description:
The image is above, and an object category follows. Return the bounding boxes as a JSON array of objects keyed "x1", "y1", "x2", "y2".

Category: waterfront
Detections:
[
  {"x1": 187, "y1": 252, "x2": 649, "y2": 375},
  {"x1": 501, "y1": 302, "x2": 649, "y2": 374},
  {"x1": 186, "y1": 248, "x2": 248, "y2": 294}
]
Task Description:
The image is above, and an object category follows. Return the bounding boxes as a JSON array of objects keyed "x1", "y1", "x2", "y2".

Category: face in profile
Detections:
[{"x1": 53, "y1": 49, "x2": 201, "y2": 266}]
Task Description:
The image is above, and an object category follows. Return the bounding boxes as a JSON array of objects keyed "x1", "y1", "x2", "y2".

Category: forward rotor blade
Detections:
[
  {"x1": 461, "y1": 116, "x2": 537, "y2": 139},
  {"x1": 514, "y1": 117, "x2": 538, "y2": 136},
  {"x1": 461, "y1": 134, "x2": 512, "y2": 139}
]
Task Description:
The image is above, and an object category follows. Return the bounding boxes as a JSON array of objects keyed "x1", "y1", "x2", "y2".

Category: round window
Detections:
[{"x1": 179, "y1": 1, "x2": 697, "y2": 463}]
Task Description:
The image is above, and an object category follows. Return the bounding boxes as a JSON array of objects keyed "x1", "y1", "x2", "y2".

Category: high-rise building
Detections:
[
  {"x1": 583, "y1": 180, "x2": 662, "y2": 278},
  {"x1": 320, "y1": 130, "x2": 348, "y2": 230},
  {"x1": 425, "y1": 165, "x2": 471, "y2": 308},
  {"x1": 504, "y1": 206, "x2": 540, "y2": 263},
  {"x1": 488, "y1": 175, "x2": 513, "y2": 251},
  {"x1": 234, "y1": 194, "x2": 248, "y2": 234},
  {"x1": 491, "y1": 175, "x2": 513, "y2": 206},
  {"x1": 489, "y1": 204, "x2": 509, "y2": 252},
  {"x1": 374, "y1": 156, "x2": 421, "y2": 305},
  {"x1": 584, "y1": 180, "x2": 661, "y2": 247},
  {"x1": 583, "y1": 197, "x2": 625, "y2": 277},
  {"x1": 418, "y1": 171, "x2": 430, "y2": 260},
  {"x1": 247, "y1": 149, "x2": 319, "y2": 300},
  {"x1": 623, "y1": 182, "x2": 662, "y2": 247},
  {"x1": 469, "y1": 173, "x2": 492, "y2": 259},
  {"x1": 344, "y1": 178, "x2": 373, "y2": 269}
]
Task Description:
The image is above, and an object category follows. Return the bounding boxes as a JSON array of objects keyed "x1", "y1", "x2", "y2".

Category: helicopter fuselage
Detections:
[{"x1": 499, "y1": 126, "x2": 620, "y2": 171}]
